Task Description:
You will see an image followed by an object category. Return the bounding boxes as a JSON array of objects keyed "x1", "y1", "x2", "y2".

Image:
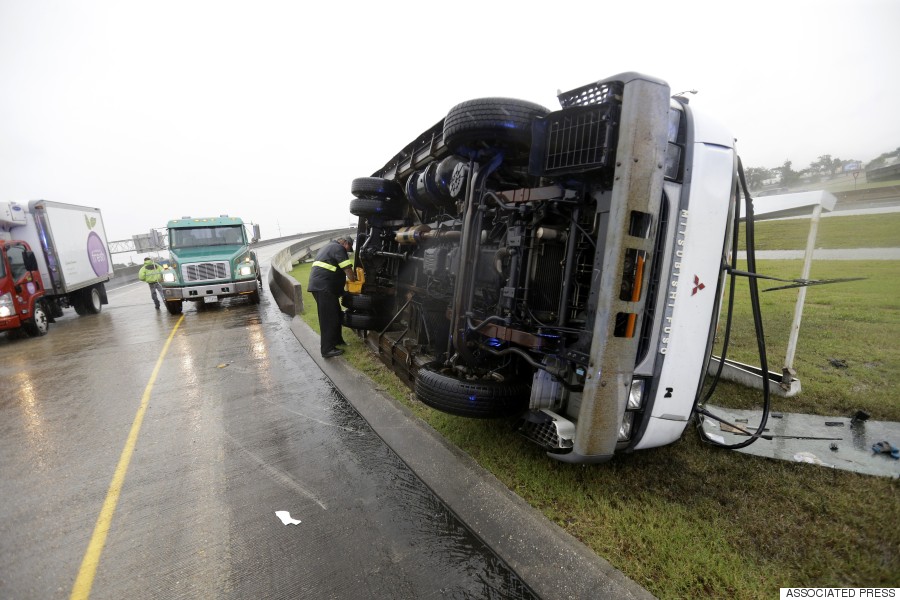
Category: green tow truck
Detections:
[{"x1": 160, "y1": 216, "x2": 261, "y2": 314}]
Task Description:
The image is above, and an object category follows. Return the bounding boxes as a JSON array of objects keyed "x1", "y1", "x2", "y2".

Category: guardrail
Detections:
[{"x1": 266, "y1": 228, "x2": 356, "y2": 317}]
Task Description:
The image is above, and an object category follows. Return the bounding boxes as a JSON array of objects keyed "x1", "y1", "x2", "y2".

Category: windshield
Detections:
[
  {"x1": 1, "y1": 244, "x2": 30, "y2": 280},
  {"x1": 169, "y1": 225, "x2": 245, "y2": 249}
]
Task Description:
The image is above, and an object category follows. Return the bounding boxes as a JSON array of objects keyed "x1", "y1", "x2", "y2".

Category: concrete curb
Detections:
[{"x1": 289, "y1": 316, "x2": 656, "y2": 600}]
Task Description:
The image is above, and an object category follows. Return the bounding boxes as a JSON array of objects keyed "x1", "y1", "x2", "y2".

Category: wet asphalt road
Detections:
[{"x1": 0, "y1": 244, "x2": 539, "y2": 600}]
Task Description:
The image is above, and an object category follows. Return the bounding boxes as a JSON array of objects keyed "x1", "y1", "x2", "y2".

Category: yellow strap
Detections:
[{"x1": 312, "y1": 260, "x2": 337, "y2": 272}]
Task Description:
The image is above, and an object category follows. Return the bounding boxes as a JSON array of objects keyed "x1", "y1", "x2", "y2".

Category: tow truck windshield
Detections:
[{"x1": 169, "y1": 226, "x2": 245, "y2": 249}]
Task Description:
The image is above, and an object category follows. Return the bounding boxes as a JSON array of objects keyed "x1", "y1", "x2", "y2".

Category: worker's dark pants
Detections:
[
  {"x1": 148, "y1": 282, "x2": 163, "y2": 307},
  {"x1": 311, "y1": 290, "x2": 343, "y2": 354}
]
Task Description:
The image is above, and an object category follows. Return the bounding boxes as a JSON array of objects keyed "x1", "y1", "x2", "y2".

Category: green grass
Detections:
[
  {"x1": 290, "y1": 245, "x2": 900, "y2": 598},
  {"x1": 739, "y1": 213, "x2": 900, "y2": 251},
  {"x1": 818, "y1": 177, "x2": 900, "y2": 194},
  {"x1": 721, "y1": 260, "x2": 900, "y2": 420}
]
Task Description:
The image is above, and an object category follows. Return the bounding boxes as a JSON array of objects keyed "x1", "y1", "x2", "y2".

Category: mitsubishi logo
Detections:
[{"x1": 692, "y1": 275, "x2": 706, "y2": 296}]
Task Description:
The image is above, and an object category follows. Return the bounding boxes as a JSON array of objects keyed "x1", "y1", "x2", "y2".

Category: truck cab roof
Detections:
[{"x1": 167, "y1": 216, "x2": 245, "y2": 228}]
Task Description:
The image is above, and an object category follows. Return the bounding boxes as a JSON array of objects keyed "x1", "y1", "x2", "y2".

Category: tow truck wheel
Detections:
[
  {"x1": 24, "y1": 302, "x2": 50, "y2": 337},
  {"x1": 443, "y1": 97, "x2": 550, "y2": 154},
  {"x1": 350, "y1": 177, "x2": 404, "y2": 201},
  {"x1": 248, "y1": 288, "x2": 261, "y2": 304},
  {"x1": 165, "y1": 300, "x2": 183, "y2": 315},
  {"x1": 414, "y1": 363, "x2": 530, "y2": 419}
]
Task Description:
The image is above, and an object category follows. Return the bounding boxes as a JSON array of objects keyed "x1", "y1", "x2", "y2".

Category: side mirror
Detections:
[{"x1": 24, "y1": 250, "x2": 38, "y2": 272}]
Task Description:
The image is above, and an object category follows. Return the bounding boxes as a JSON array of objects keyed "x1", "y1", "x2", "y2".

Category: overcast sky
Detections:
[{"x1": 1, "y1": 0, "x2": 898, "y2": 249}]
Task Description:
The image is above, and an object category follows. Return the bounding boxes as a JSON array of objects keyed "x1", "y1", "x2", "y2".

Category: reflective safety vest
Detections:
[
  {"x1": 308, "y1": 242, "x2": 353, "y2": 294},
  {"x1": 312, "y1": 258, "x2": 353, "y2": 271}
]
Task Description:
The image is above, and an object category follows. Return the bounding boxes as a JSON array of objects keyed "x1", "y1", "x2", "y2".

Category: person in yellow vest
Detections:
[
  {"x1": 138, "y1": 257, "x2": 164, "y2": 310},
  {"x1": 307, "y1": 238, "x2": 357, "y2": 357}
]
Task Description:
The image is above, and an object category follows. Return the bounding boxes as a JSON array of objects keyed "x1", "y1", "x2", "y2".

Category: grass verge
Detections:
[
  {"x1": 738, "y1": 213, "x2": 900, "y2": 251},
  {"x1": 289, "y1": 254, "x2": 899, "y2": 599}
]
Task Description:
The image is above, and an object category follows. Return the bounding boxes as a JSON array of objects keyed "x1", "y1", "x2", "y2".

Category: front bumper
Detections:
[
  {"x1": 0, "y1": 314, "x2": 24, "y2": 332},
  {"x1": 163, "y1": 279, "x2": 257, "y2": 300}
]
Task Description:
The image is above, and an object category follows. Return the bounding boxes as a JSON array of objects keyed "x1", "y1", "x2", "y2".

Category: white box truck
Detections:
[{"x1": 0, "y1": 200, "x2": 113, "y2": 337}]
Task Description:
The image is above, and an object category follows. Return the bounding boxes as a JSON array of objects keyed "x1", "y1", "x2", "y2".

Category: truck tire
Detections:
[
  {"x1": 342, "y1": 311, "x2": 385, "y2": 331},
  {"x1": 72, "y1": 294, "x2": 86, "y2": 315},
  {"x1": 83, "y1": 286, "x2": 103, "y2": 314},
  {"x1": 165, "y1": 300, "x2": 183, "y2": 315},
  {"x1": 341, "y1": 293, "x2": 383, "y2": 311},
  {"x1": 414, "y1": 363, "x2": 530, "y2": 419},
  {"x1": 351, "y1": 177, "x2": 404, "y2": 201},
  {"x1": 23, "y1": 302, "x2": 50, "y2": 337},
  {"x1": 248, "y1": 287, "x2": 261, "y2": 304},
  {"x1": 443, "y1": 97, "x2": 550, "y2": 153},
  {"x1": 349, "y1": 197, "x2": 400, "y2": 217}
]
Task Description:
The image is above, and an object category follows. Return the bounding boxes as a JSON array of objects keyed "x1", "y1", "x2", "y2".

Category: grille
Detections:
[
  {"x1": 183, "y1": 261, "x2": 229, "y2": 282},
  {"x1": 557, "y1": 80, "x2": 622, "y2": 108},
  {"x1": 517, "y1": 419, "x2": 573, "y2": 451},
  {"x1": 529, "y1": 103, "x2": 617, "y2": 176},
  {"x1": 636, "y1": 196, "x2": 669, "y2": 363}
]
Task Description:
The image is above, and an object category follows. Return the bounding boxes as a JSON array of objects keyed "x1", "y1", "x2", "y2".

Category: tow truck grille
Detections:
[{"x1": 183, "y1": 262, "x2": 230, "y2": 282}]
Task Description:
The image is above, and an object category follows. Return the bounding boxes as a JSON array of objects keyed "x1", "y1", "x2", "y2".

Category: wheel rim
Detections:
[
  {"x1": 34, "y1": 307, "x2": 49, "y2": 334},
  {"x1": 91, "y1": 289, "x2": 102, "y2": 311}
]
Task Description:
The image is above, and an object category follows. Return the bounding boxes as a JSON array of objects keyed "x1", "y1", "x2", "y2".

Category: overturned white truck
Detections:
[{"x1": 345, "y1": 72, "x2": 738, "y2": 463}]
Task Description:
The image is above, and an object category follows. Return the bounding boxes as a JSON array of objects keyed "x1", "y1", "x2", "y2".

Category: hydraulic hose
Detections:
[{"x1": 695, "y1": 156, "x2": 772, "y2": 450}]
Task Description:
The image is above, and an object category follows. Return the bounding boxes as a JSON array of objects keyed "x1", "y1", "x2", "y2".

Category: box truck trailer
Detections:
[{"x1": 0, "y1": 200, "x2": 113, "y2": 337}]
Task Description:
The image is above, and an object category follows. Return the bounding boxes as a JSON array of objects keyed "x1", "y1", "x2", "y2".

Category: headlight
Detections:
[
  {"x1": 162, "y1": 271, "x2": 177, "y2": 283},
  {"x1": 0, "y1": 292, "x2": 13, "y2": 318},
  {"x1": 628, "y1": 379, "x2": 645, "y2": 410},
  {"x1": 238, "y1": 263, "x2": 255, "y2": 276},
  {"x1": 617, "y1": 411, "x2": 634, "y2": 442}
]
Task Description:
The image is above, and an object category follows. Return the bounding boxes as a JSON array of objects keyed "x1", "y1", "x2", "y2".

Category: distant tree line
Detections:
[{"x1": 744, "y1": 146, "x2": 900, "y2": 189}]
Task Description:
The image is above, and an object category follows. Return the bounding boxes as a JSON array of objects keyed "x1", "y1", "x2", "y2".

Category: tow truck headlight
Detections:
[
  {"x1": 237, "y1": 262, "x2": 255, "y2": 276},
  {"x1": 162, "y1": 271, "x2": 177, "y2": 283},
  {"x1": 618, "y1": 411, "x2": 635, "y2": 442},
  {"x1": 628, "y1": 379, "x2": 645, "y2": 410},
  {"x1": 0, "y1": 292, "x2": 13, "y2": 317}
]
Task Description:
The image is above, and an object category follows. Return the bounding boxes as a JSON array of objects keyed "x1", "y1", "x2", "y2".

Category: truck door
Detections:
[{"x1": 5, "y1": 243, "x2": 44, "y2": 316}]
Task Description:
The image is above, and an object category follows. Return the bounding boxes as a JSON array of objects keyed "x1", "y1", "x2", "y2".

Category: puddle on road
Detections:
[
  {"x1": 314, "y1": 381, "x2": 539, "y2": 599},
  {"x1": 701, "y1": 405, "x2": 900, "y2": 478}
]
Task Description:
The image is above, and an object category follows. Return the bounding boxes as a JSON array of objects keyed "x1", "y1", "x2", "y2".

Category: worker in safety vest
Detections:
[
  {"x1": 307, "y1": 237, "x2": 357, "y2": 358},
  {"x1": 138, "y1": 257, "x2": 164, "y2": 310}
]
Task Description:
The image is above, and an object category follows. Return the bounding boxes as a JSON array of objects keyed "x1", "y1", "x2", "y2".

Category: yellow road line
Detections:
[{"x1": 70, "y1": 315, "x2": 185, "y2": 600}]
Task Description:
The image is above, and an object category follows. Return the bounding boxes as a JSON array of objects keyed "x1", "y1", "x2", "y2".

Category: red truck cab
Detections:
[{"x1": 0, "y1": 241, "x2": 49, "y2": 337}]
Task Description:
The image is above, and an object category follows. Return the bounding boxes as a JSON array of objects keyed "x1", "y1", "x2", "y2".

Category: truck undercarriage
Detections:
[{"x1": 345, "y1": 73, "x2": 738, "y2": 462}]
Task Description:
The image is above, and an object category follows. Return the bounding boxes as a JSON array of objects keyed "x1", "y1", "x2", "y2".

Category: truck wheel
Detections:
[
  {"x1": 351, "y1": 177, "x2": 404, "y2": 201},
  {"x1": 341, "y1": 293, "x2": 384, "y2": 311},
  {"x1": 165, "y1": 300, "x2": 183, "y2": 315},
  {"x1": 443, "y1": 97, "x2": 550, "y2": 153},
  {"x1": 342, "y1": 311, "x2": 385, "y2": 331},
  {"x1": 248, "y1": 288, "x2": 261, "y2": 304},
  {"x1": 349, "y1": 197, "x2": 400, "y2": 217},
  {"x1": 72, "y1": 294, "x2": 87, "y2": 315},
  {"x1": 83, "y1": 286, "x2": 103, "y2": 314},
  {"x1": 23, "y1": 302, "x2": 50, "y2": 337},
  {"x1": 414, "y1": 363, "x2": 530, "y2": 419}
]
